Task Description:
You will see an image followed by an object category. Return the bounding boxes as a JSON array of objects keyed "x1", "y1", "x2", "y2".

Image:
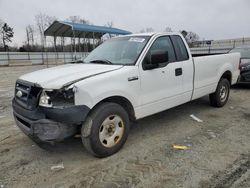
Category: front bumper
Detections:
[{"x1": 12, "y1": 99, "x2": 90, "y2": 142}]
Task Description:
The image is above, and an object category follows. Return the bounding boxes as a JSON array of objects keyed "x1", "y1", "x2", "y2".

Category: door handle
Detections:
[
  {"x1": 128, "y1": 76, "x2": 139, "y2": 81},
  {"x1": 175, "y1": 68, "x2": 182, "y2": 76}
]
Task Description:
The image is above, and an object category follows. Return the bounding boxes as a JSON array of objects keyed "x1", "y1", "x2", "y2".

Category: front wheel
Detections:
[
  {"x1": 81, "y1": 102, "x2": 130, "y2": 158},
  {"x1": 209, "y1": 78, "x2": 230, "y2": 107}
]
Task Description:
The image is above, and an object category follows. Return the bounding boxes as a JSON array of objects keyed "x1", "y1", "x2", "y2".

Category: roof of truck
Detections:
[{"x1": 117, "y1": 32, "x2": 181, "y2": 37}]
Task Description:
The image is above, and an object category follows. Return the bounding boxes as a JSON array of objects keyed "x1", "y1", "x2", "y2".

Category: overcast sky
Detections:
[{"x1": 0, "y1": 0, "x2": 250, "y2": 46}]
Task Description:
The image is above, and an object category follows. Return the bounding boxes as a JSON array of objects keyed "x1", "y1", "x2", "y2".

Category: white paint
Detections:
[
  {"x1": 16, "y1": 32, "x2": 240, "y2": 120},
  {"x1": 20, "y1": 63, "x2": 123, "y2": 89}
]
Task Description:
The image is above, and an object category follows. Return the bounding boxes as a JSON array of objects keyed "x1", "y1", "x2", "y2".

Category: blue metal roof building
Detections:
[{"x1": 44, "y1": 20, "x2": 132, "y2": 38}]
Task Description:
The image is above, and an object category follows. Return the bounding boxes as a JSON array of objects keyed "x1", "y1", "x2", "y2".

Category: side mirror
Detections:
[
  {"x1": 143, "y1": 50, "x2": 169, "y2": 70},
  {"x1": 151, "y1": 50, "x2": 169, "y2": 64}
]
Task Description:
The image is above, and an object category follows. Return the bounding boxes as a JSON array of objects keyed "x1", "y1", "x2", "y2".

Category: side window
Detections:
[
  {"x1": 171, "y1": 35, "x2": 189, "y2": 61},
  {"x1": 144, "y1": 36, "x2": 176, "y2": 65}
]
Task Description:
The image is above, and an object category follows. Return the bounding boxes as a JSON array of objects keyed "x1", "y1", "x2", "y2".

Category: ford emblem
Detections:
[{"x1": 16, "y1": 90, "x2": 23, "y2": 98}]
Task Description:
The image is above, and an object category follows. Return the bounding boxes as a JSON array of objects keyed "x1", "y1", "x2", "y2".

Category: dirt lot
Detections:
[{"x1": 0, "y1": 65, "x2": 250, "y2": 188}]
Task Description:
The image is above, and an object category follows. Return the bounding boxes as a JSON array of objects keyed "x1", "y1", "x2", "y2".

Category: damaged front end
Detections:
[
  {"x1": 12, "y1": 79, "x2": 90, "y2": 143},
  {"x1": 39, "y1": 87, "x2": 75, "y2": 108}
]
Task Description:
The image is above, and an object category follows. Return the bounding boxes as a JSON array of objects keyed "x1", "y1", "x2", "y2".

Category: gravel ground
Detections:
[{"x1": 0, "y1": 65, "x2": 250, "y2": 188}]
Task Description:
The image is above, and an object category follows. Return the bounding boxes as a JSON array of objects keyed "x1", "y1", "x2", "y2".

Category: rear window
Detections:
[{"x1": 171, "y1": 35, "x2": 189, "y2": 61}]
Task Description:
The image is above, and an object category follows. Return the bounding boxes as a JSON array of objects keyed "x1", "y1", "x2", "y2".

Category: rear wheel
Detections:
[
  {"x1": 209, "y1": 78, "x2": 230, "y2": 107},
  {"x1": 81, "y1": 102, "x2": 130, "y2": 158}
]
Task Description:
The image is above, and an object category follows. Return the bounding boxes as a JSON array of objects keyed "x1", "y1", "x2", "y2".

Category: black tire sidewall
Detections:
[{"x1": 85, "y1": 103, "x2": 130, "y2": 157}]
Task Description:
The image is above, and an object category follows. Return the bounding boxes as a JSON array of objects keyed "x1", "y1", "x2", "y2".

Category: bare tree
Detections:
[
  {"x1": 145, "y1": 27, "x2": 154, "y2": 33},
  {"x1": 185, "y1": 31, "x2": 200, "y2": 44},
  {"x1": 105, "y1": 21, "x2": 114, "y2": 28},
  {"x1": 35, "y1": 13, "x2": 56, "y2": 49},
  {"x1": 0, "y1": 22, "x2": 14, "y2": 51},
  {"x1": 103, "y1": 21, "x2": 114, "y2": 39},
  {"x1": 140, "y1": 27, "x2": 154, "y2": 33},
  {"x1": 181, "y1": 30, "x2": 200, "y2": 46},
  {"x1": 66, "y1": 16, "x2": 90, "y2": 53},
  {"x1": 164, "y1": 27, "x2": 172, "y2": 32},
  {"x1": 26, "y1": 25, "x2": 35, "y2": 50},
  {"x1": 0, "y1": 19, "x2": 3, "y2": 47},
  {"x1": 139, "y1": 29, "x2": 145, "y2": 33},
  {"x1": 66, "y1": 16, "x2": 89, "y2": 24},
  {"x1": 181, "y1": 30, "x2": 188, "y2": 38},
  {"x1": 25, "y1": 26, "x2": 30, "y2": 50}
]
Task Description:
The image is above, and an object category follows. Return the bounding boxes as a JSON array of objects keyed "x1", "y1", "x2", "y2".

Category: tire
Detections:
[
  {"x1": 81, "y1": 102, "x2": 130, "y2": 158},
  {"x1": 209, "y1": 78, "x2": 230, "y2": 107}
]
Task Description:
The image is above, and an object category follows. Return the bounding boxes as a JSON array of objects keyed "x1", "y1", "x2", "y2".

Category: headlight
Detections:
[
  {"x1": 39, "y1": 90, "x2": 53, "y2": 107},
  {"x1": 39, "y1": 89, "x2": 74, "y2": 108}
]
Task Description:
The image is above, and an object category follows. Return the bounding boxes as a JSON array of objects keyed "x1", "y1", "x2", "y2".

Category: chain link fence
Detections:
[{"x1": 0, "y1": 52, "x2": 89, "y2": 66}]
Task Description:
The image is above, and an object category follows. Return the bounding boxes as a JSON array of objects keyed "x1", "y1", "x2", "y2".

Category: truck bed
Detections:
[{"x1": 191, "y1": 53, "x2": 240, "y2": 100}]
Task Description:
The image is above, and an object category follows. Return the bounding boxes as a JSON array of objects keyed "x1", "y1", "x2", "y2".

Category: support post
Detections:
[
  {"x1": 44, "y1": 36, "x2": 48, "y2": 68},
  {"x1": 70, "y1": 37, "x2": 73, "y2": 61},
  {"x1": 61, "y1": 37, "x2": 65, "y2": 64},
  {"x1": 7, "y1": 51, "x2": 10, "y2": 65},
  {"x1": 78, "y1": 37, "x2": 81, "y2": 54},
  {"x1": 86, "y1": 38, "x2": 89, "y2": 53},
  {"x1": 42, "y1": 52, "x2": 44, "y2": 65},
  {"x1": 54, "y1": 36, "x2": 58, "y2": 65},
  {"x1": 92, "y1": 32, "x2": 95, "y2": 49},
  {"x1": 73, "y1": 31, "x2": 76, "y2": 60},
  {"x1": 83, "y1": 33, "x2": 86, "y2": 53}
]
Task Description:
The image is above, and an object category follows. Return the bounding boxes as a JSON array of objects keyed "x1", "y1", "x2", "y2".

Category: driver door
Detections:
[{"x1": 138, "y1": 36, "x2": 184, "y2": 118}]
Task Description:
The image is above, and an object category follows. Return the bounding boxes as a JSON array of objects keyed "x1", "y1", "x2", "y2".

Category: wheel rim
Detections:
[
  {"x1": 99, "y1": 115, "x2": 124, "y2": 148},
  {"x1": 219, "y1": 85, "x2": 228, "y2": 102}
]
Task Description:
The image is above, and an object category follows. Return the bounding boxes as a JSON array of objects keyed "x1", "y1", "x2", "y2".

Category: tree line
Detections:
[
  {"x1": 0, "y1": 14, "x2": 200, "y2": 52},
  {"x1": 140, "y1": 27, "x2": 200, "y2": 47}
]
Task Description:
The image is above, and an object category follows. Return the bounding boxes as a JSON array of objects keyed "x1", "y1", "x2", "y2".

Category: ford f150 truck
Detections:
[{"x1": 12, "y1": 32, "x2": 240, "y2": 157}]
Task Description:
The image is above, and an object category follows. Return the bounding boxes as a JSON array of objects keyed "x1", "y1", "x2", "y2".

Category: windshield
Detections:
[
  {"x1": 229, "y1": 48, "x2": 250, "y2": 58},
  {"x1": 84, "y1": 36, "x2": 150, "y2": 65}
]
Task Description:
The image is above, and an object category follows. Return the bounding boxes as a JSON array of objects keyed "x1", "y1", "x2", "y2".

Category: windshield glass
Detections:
[
  {"x1": 230, "y1": 48, "x2": 250, "y2": 58},
  {"x1": 84, "y1": 36, "x2": 150, "y2": 65}
]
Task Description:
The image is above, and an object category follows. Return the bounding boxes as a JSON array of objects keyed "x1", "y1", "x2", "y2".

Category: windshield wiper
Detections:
[
  {"x1": 71, "y1": 59, "x2": 86, "y2": 64},
  {"x1": 89, "y1": 59, "x2": 113, "y2": 65}
]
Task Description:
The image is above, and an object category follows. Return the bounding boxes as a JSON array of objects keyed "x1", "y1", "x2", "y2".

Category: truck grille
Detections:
[{"x1": 15, "y1": 80, "x2": 42, "y2": 110}]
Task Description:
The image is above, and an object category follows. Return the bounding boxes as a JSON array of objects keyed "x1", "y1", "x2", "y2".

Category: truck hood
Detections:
[{"x1": 19, "y1": 63, "x2": 123, "y2": 89}]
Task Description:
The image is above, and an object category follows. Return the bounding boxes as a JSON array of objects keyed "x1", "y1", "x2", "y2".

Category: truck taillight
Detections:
[
  {"x1": 239, "y1": 58, "x2": 243, "y2": 70},
  {"x1": 239, "y1": 58, "x2": 250, "y2": 71},
  {"x1": 239, "y1": 58, "x2": 241, "y2": 70}
]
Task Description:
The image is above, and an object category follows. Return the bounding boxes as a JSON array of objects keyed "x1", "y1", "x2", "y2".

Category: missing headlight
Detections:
[{"x1": 39, "y1": 89, "x2": 74, "y2": 108}]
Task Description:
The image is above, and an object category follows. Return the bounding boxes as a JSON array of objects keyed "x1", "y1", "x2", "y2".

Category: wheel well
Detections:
[
  {"x1": 93, "y1": 96, "x2": 136, "y2": 121},
  {"x1": 221, "y1": 71, "x2": 232, "y2": 85}
]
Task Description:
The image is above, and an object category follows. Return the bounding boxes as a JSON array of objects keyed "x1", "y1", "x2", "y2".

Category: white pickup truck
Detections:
[{"x1": 12, "y1": 32, "x2": 240, "y2": 157}]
